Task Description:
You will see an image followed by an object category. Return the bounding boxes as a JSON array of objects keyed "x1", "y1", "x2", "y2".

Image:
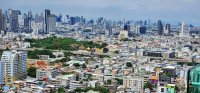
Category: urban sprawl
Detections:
[{"x1": 0, "y1": 9, "x2": 200, "y2": 93}]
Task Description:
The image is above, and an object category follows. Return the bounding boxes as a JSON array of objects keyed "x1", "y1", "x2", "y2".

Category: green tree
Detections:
[
  {"x1": 64, "y1": 52, "x2": 73, "y2": 57},
  {"x1": 57, "y1": 86, "x2": 65, "y2": 93},
  {"x1": 144, "y1": 81, "x2": 153, "y2": 90},
  {"x1": 27, "y1": 67, "x2": 37, "y2": 78},
  {"x1": 73, "y1": 63, "x2": 80, "y2": 67},
  {"x1": 25, "y1": 37, "x2": 107, "y2": 51},
  {"x1": 126, "y1": 62, "x2": 133, "y2": 67},
  {"x1": 50, "y1": 88, "x2": 57, "y2": 93},
  {"x1": 115, "y1": 78, "x2": 123, "y2": 85},
  {"x1": 107, "y1": 79, "x2": 112, "y2": 85},
  {"x1": 94, "y1": 86, "x2": 109, "y2": 93},
  {"x1": 28, "y1": 50, "x2": 56, "y2": 59},
  {"x1": 114, "y1": 50, "x2": 119, "y2": 54},
  {"x1": 74, "y1": 87, "x2": 83, "y2": 92},
  {"x1": 82, "y1": 64, "x2": 87, "y2": 68},
  {"x1": 95, "y1": 65, "x2": 99, "y2": 68}
]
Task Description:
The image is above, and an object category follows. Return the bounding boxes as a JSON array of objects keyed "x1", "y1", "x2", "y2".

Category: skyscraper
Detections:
[
  {"x1": 70, "y1": 17, "x2": 76, "y2": 25},
  {"x1": 47, "y1": 14, "x2": 56, "y2": 33},
  {"x1": 18, "y1": 15, "x2": 24, "y2": 28},
  {"x1": 44, "y1": 9, "x2": 51, "y2": 34},
  {"x1": 180, "y1": 21, "x2": 189, "y2": 37},
  {"x1": 164, "y1": 24, "x2": 171, "y2": 34},
  {"x1": 9, "y1": 9, "x2": 21, "y2": 32},
  {"x1": 1, "y1": 50, "x2": 27, "y2": 84},
  {"x1": 139, "y1": 26, "x2": 146, "y2": 34},
  {"x1": 39, "y1": 13, "x2": 44, "y2": 23},
  {"x1": 0, "y1": 9, "x2": 6, "y2": 32},
  {"x1": 24, "y1": 14, "x2": 29, "y2": 30},
  {"x1": 35, "y1": 13, "x2": 39, "y2": 23},
  {"x1": 106, "y1": 21, "x2": 112, "y2": 36},
  {"x1": 28, "y1": 11, "x2": 32, "y2": 30},
  {"x1": 157, "y1": 20, "x2": 163, "y2": 35}
]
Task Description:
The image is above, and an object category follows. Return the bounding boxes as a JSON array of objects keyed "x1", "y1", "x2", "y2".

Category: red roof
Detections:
[{"x1": 35, "y1": 61, "x2": 47, "y2": 69}]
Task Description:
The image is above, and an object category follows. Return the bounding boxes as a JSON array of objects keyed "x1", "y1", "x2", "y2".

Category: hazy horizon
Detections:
[{"x1": 1, "y1": 0, "x2": 200, "y2": 25}]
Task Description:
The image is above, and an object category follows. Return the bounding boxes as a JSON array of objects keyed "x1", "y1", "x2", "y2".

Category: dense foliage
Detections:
[
  {"x1": 74, "y1": 86, "x2": 109, "y2": 93},
  {"x1": 27, "y1": 67, "x2": 37, "y2": 78},
  {"x1": 0, "y1": 49, "x2": 5, "y2": 57},
  {"x1": 28, "y1": 49, "x2": 56, "y2": 59},
  {"x1": 126, "y1": 62, "x2": 133, "y2": 67},
  {"x1": 50, "y1": 86, "x2": 65, "y2": 93},
  {"x1": 25, "y1": 37, "x2": 107, "y2": 51},
  {"x1": 115, "y1": 78, "x2": 123, "y2": 85},
  {"x1": 107, "y1": 79, "x2": 112, "y2": 85},
  {"x1": 144, "y1": 81, "x2": 153, "y2": 90}
]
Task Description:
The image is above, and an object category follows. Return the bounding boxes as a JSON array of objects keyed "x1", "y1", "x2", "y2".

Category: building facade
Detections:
[
  {"x1": 187, "y1": 64, "x2": 200, "y2": 93},
  {"x1": 1, "y1": 50, "x2": 27, "y2": 84},
  {"x1": 0, "y1": 9, "x2": 6, "y2": 32},
  {"x1": 47, "y1": 14, "x2": 56, "y2": 34},
  {"x1": 0, "y1": 61, "x2": 4, "y2": 85},
  {"x1": 157, "y1": 20, "x2": 164, "y2": 35},
  {"x1": 123, "y1": 76, "x2": 144, "y2": 92}
]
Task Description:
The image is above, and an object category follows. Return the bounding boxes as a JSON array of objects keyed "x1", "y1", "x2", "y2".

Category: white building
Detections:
[
  {"x1": 1, "y1": 50, "x2": 27, "y2": 84},
  {"x1": 180, "y1": 21, "x2": 189, "y2": 37},
  {"x1": 69, "y1": 81, "x2": 83, "y2": 91},
  {"x1": 36, "y1": 68, "x2": 61, "y2": 80},
  {"x1": 123, "y1": 76, "x2": 144, "y2": 92},
  {"x1": 118, "y1": 30, "x2": 128, "y2": 40}
]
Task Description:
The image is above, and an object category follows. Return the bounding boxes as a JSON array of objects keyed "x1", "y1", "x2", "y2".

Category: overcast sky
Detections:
[{"x1": 0, "y1": 0, "x2": 200, "y2": 25}]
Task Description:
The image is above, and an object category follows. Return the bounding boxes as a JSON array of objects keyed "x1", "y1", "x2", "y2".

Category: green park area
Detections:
[{"x1": 25, "y1": 37, "x2": 107, "y2": 51}]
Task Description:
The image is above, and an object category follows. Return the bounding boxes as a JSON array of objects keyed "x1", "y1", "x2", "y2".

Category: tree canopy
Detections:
[
  {"x1": 28, "y1": 49, "x2": 55, "y2": 59},
  {"x1": 126, "y1": 62, "x2": 133, "y2": 67},
  {"x1": 27, "y1": 67, "x2": 37, "y2": 78},
  {"x1": 25, "y1": 37, "x2": 107, "y2": 51}
]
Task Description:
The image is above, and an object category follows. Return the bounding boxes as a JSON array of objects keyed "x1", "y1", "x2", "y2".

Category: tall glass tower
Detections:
[
  {"x1": 157, "y1": 20, "x2": 163, "y2": 35},
  {"x1": 44, "y1": 9, "x2": 50, "y2": 34}
]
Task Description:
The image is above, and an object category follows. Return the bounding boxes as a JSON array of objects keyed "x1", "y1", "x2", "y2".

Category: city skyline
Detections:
[{"x1": 0, "y1": 0, "x2": 200, "y2": 25}]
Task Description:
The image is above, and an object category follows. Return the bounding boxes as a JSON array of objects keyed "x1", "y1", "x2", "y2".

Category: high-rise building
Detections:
[
  {"x1": 187, "y1": 64, "x2": 200, "y2": 93},
  {"x1": 39, "y1": 13, "x2": 44, "y2": 23},
  {"x1": 23, "y1": 11, "x2": 32, "y2": 31},
  {"x1": 157, "y1": 20, "x2": 164, "y2": 35},
  {"x1": 56, "y1": 14, "x2": 62, "y2": 22},
  {"x1": 9, "y1": 9, "x2": 21, "y2": 32},
  {"x1": 47, "y1": 14, "x2": 56, "y2": 33},
  {"x1": 164, "y1": 24, "x2": 171, "y2": 34},
  {"x1": 44, "y1": 9, "x2": 51, "y2": 34},
  {"x1": 28, "y1": 11, "x2": 32, "y2": 30},
  {"x1": 106, "y1": 21, "x2": 112, "y2": 36},
  {"x1": 1, "y1": 50, "x2": 27, "y2": 84},
  {"x1": 139, "y1": 26, "x2": 146, "y2": 34},
  {"x1": 0, "y1": 9, "x2": 6, "y2": 32},
  {"x1": 35, "y1": 13, "x2": 39, "y2": 23},
  {"x1": 0, "y1": 61, "x2": 4, "y2": 85},
  {"x1": 18, "y1": 15, "x2": 24, "y2": 28},
  {"x1": 24, "y1": 14, "x2": 29, "y2": 30},
  {"x1": 180, "y1": 21, "x2": 189, "y2": 37},
  {"x1": 70, "y1": 17, "x2": 76, "y2": 25}
]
